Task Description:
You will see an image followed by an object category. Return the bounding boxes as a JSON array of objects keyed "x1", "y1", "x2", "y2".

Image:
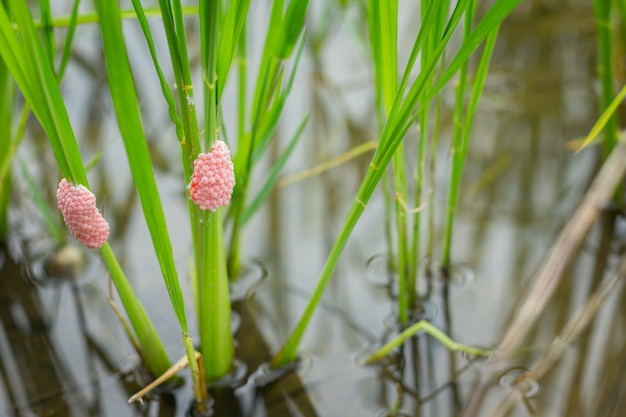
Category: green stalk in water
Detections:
[
  {"x1": 441, "y1": 0, "x2": 476, "y2": 272},
  {"x1": 273, "y1": 0, "x2": 522, "y2": 368},
  {"x1": 368, "y1": 0, "x2": 412, "y2": 324},
  {"x1": 411, "y1": 0, "x2": 449, "y2": 297},
  {"x1": 0, "y1": 29, "x2": 11, "y2": 241},
  {"x1": 593, "y1": 0, "x2": 618, "y2": 157},
  {"x1": 227, "y1": 0, "x2": 309, "y2": 279},
  {"x1": 442, "y1": 6, "x2": 500, "y2": 271},
  {"x1": 197, "y1": 0, "x2": 234, "y2": 381}
]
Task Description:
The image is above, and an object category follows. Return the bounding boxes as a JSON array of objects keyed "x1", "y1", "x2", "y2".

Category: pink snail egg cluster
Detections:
[
  {"x1": 56, "y1": 179, "x2": 110, "y2": 249},
  {"x1": 188, "y1": 140, "x2": 235, "y2": 211}
]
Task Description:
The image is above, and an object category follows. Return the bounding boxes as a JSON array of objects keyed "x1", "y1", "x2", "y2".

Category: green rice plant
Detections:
[
  {"x1": 0, "y1": 36, "x2": 12, "y2": 241},
  {"x1": 412, "y1": 0, "x2": 449, "y2": 295},
  {"x1": 272, "y1": 0, "x2": 521, "y2": 368},
  {"x1": 593, "y1": 0, "x2": 618, "y2": 157},
  {"x1": 368, "y1": 0, "x2": 412, "y2": 324},
  {"x1": 441, "y1": 6, "x2": 500, "y2": 271},
  {"x1": 127, "y1": 0, "x2": 308, "y2": 386},
  {"x1": 367, "y1": 0, "x2": 499, "y2": 322},
  {"x1": 129, "y1": 0, "x2": 241, "y2": 384},
  {"x1": 0, "y1": 0, "x2": 173, "y2": 381},
  {"x1": 226, "y1": 0, "x2": 309, "y2": 279}
]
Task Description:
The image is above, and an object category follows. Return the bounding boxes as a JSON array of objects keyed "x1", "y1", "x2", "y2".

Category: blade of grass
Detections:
[
  {"x1": 93, "y1": 0, "x2": 204, "y2": 402},
  {"x1": 217, "y1": 0, "x2": 250, "y2": 103},
  {"x1": 0, "y1": 28, "x2": 10, "y2": 239},
  {"x1": 410, "y1": 0, "x2": 450, "y2": 297},
  {"x1": 577, "y1": 83, "x2": 626, "y2": 152},
  {"x1": 39, "y1": 0, "x2": 54, "y2": 64},
  {"x1": 278, "y1": 140, "x2": 378, "y2": 188},
  {"x1": 28, "y1": 6, "x2": 199, "y2": 30},
  {"x1": 100, "y1": 244, "x2": 172, "y2": 374},
  {"x1": 241, "y1": 114, "x2": 309, "y2": 225},
  {"x1": 56, "y1": 0, "x2": 81, "y2": 79},
  {"x1": 129, "y1": 0, "x2": 183, "y2": 141},
  {"x1": 251, "y1": 34, "x2": 306, "y2": 164},
  {"x1": 0, "y1": 2, "x2": 82, "y2": 182},
  {"x1": 594, "y1": 0, "x2": 618, "y2": 157},
  {"x1": 18, "y1": 156, "x2": 64, "y2": 244},
  {"x1": 369, "y1": 0, "x2": 412, "y2": 324}
]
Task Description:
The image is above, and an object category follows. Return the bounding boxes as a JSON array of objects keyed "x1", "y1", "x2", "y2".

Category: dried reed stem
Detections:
[{"x1": 497, "y1": 140, "x2": 626, "y2": 359}]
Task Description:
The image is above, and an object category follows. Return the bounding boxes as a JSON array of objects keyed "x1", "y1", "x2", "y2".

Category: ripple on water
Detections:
[
  {"x1": 229, "y1": 259, "x2": 268, "y2": 302},
  {"x1": 498, "y1": 367, "x2": 540, "y2": 398},
  {"x1": 365, "y1": 253, "x2": 395, "y2": 286},
  {"x1": 24, "y1": 244, "x2": 105, "y2": 286}
]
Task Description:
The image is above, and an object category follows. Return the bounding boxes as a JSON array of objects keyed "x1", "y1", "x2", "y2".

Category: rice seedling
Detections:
[
  {"x1": 225, "y1": 0, "x2": 309, "y2": 279},
  {"x1": 127, "y1": 0, "x2": 309, "y2": 392},
  {"x1": 272, "y1": 0, "x2": 522, "y2": 368}
]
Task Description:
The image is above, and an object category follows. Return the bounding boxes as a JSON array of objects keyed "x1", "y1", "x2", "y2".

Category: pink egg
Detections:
[
  {"x1": 188, "y1": 140, "x2": 235, "y2": 212},
  {"x1": 56, "y1": 179, "x2": 109, "y2": 249}
]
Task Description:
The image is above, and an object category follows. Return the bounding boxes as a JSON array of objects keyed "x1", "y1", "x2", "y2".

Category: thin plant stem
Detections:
[
  {"x1": 0, "y1": 35, "x2": 12, "y2": 240},
  {"x1": 496, "y1": 140, "x2": 626, "y2": 360},
  {"x1": 364, "y1": 319, "x2": 492, "y2": 364},
  {"x1": 100, "y1": 244, "x2": 172, "y2": 375},
  {"x1": 237, "y1": 24, "x2": 247, "y2": 145},
  {"x1": 441, "y1": 0, "x2": 476, "y2": 271},
  {"x1": 27, "y1": 6, "x2": 199, "y2": 30},
  {"x1": 594, "y1": 0, "x2": 618, "y2": 157},
  {"x1": 578, "y1": 83, "x2": 626, "y2": 151},
  {"x1": 487, "y1": 252, "x2": 626, "y2": 417}
]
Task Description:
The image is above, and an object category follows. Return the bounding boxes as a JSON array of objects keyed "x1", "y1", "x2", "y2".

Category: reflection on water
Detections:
[{"x1": 2, "y1": 0, "x2": 625, "y2": 416}]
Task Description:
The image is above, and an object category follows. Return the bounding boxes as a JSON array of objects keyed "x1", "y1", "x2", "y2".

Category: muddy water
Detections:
[{"x1": 1, "y1": 1, "x2": 623, "y2": 416}]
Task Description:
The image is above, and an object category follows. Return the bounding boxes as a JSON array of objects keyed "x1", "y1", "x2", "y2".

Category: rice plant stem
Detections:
[
  {"x1": 27, "y1": 6, "x2": 199, "y2": 30},
  {"x1": 0, "y1": 45, "x2": 10, "y2": 239},
  {"x1": 593, "y1": 0, "x2": 617, "y2": 157},
  {"x1": 56, "y1": 0, "x2": 80, "y2": 80},
  {"x1": 100, "y1": 244, "x2": 172, "y2": 375},
  {"x1": 228, "y1": 46, "x2": 278, "y2": 279},
  {"x1": 441, "y1": 0, "x2": 476, "y2": 270},
  {"x1": 364, "y1": 319, "x2": 492, "y2": 364},
  {"x1": 39, "y1": 0, "x2": 54, "y2": 63},
  {"x1": 237, "y1": 26, "x2": 247, "y2": 143},
  {"x1": 198, "y1": 0, "x2": 235, "y2": 380}
]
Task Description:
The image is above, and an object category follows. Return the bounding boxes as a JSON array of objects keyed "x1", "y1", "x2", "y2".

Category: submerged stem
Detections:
[{"x1": 364, "y1": 319, "x2": 492, "y2": 364}]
